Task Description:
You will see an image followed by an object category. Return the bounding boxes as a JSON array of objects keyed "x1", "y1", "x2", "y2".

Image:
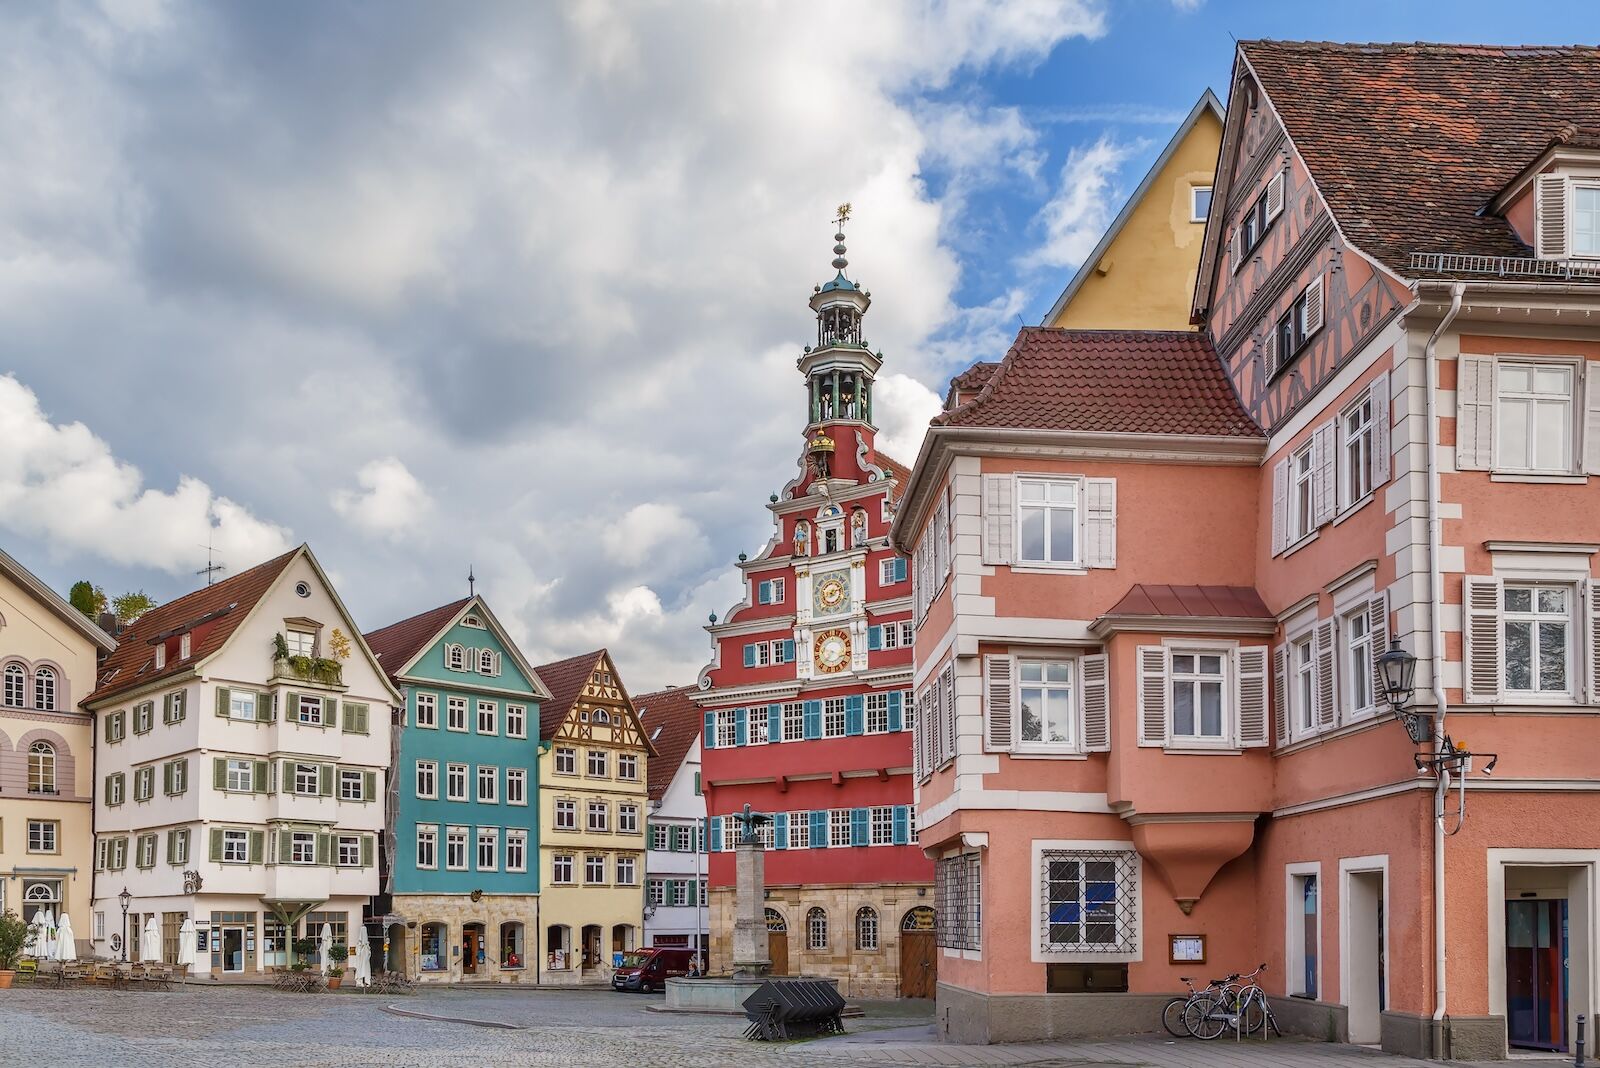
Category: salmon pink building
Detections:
[
  {"x1": 696, "y1": 221, "x2": 934, "y2": 998},
  {"x1": 891, "y1": 41, "x2": 1600, "y2": 1060}
]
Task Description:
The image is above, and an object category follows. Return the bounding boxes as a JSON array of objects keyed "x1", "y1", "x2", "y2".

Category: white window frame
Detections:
[
  {"x1": 446, "y1": 697, "x2": 468, "y2": 732},
  {"x1": 1503, "y1": 582, "x2": 1574, "y2": 697},
  {"x1": 1016, "y1": 658, "x2": 1077, "y2": 751},
  {"x1": 1290, "y1": 632, "x2": 1317, "y2": 737},
  {"x1": 446, "y1": 763, "x2": 467, "y2": 801},
  {"x1": 477, "y1": 828, "x2": 498, "y2": 871},
  {"x1": 552, "y1": 853, "x2": 574, "y2": 885},
  {"x1": 584, "y1": 854, "x2": 606, "y2": 885},
  {"x1": 587, "y1": 749, "x2": 608, "y2": 778},
  {"x1": 554, "y1": 746, "x2": 576, "y2": 775},
  {"x1": 1290, "y1": 442, "x2": 1315, "y2": 543},
  {"x1": 618, "y1": 753, "x2": 639, "y2": 780},
  {"x1": 1168, "y1": 649, "x2": 1229, "y2": 747},
  {"x1": 1573, "y1": 180, "x2": 1600, "y2": 258},
  {"x1": 1495, "y1": 359, "x2": 1578, "y2": 475},
  {"x1": 865, "y1": 692, "x2": 890, "y2": 734},
  {"x1": 787, "y1": 811, "x2": 810, "y2": 849},
  {"x1": 229, "y1": 690, "x2": 257, "y2": 721},
  {"x1": 587, "y1": 800, "x2": 610, "y2": 833},
  {"x1": 618, "y1": 804, "x2": 639, "y2": 835},
  {"x1": 293, "y1": 763, "x2": 319, "y2": 796},
  {"x1": 445, "y1": 643, "x2": 466, "y2": 671},
  {"x1": 823, "y1": 698, "x2": 846, "y2": 738},
  {"x1": 869, "y1": 806, "x2": 894, "y2": 846},
  {"x1": 339, "y1": 768, "x2": 363, "y2": 801},
  {"x1": 1340, "y1": 390, "x2": 1375, "y2": 509},
  {"x1": 296, "y1": 695, "x2": 323, "y2": 726},
  {"x1": 222, "y1": 829, "x2": 249, "y2": 864},
  {"x1": 478, "y1": 765, "x2": 498, "y2": 804},
  {"x1": 1191, "y1": 185, "x2": 1213, "y2": 223},
  {"x1": 417, "y1": 824, "x2": 438, "y2": 869},
  {"x1": 781, "y1": 702, "x2": 804, "y2": 742},
  {"x1": 615, "y1": 855, "x2": 637, "y2": 886},
  {"x1": 290, "y1": 831, "x2": 316, "y2": 865},
  {"x1": 828, "y1": 809, "x2": 851, "y2": 848},
  {"x1": 506, "y1": 767, "x2": 527, "y2": 806},
  {"x1": 506, "y1": 704, "x2": 526, "y2": 738},
  {"x1": 554, "y1": 798, "x2": 576, "y2": 830},
  {"x1": 415, "y1": 693, "x2": 437, "y2": 729},
  {"x1": 1342, "y1": 607, "x2": 1376, "y2": 719},
  {"x1": 286, "y1": 629, "x2": 315, "y2": 658},
  {"x1": 337, "y1": 835, "x2": 361, "y2": 867},
  {"x1": 1015, "y1": 475, "x2": 1082, "y2": 568},
  {"x1": 446, "y1": 827, "x2": 468, "y2": 871},
  {"x1": 27, "y1": 819, "x2": 58, "y2": 854},
  {"x1": 715, "y1": 709, "x2": 738, "y2": 749},
  {"x1": 225, "y1": 760, "x2": 252, "y2": 793},
  {"x1": 506, "y1": 829, "x2": 528, "y2": 873},
  {"x1": 477, "y1": 700, "x2": 497, "y2": 735},
  {"x1": 416, "y1": 760, "x2": 437, "y2": 799}
]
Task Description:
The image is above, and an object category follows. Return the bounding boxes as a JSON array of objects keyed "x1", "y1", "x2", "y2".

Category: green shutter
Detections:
[
  {"x1": 362, "y1": 770, "x2": 376, "y2": 802},
  {"x1": 325, "y1": 699, "x2": 338, "y2": 729},
  {"x1": 319, "y1": 764, "x2": 334, "y2": 796},
  {"x1": 254, "y1": 760, "x2": 269, "y2": 793},
  {"x1": 176, "y1": 758, "x2": 187, "y2": 794},
  {"x1": 281, "y1": 760, "x2": 294, "y2": 793},
  {"x1": 285, "y1": 691, "x2": 299, "y2": 720},
  {"x1": 342, "y1": 702, "x2": 368, "y2": 734},
  {"x1": 215, "y1": 687, "x2": 230, "y2": 717},
  {"x1": 278, "y1": 829, "x2": 293, "y2": 864},
  {"x1": 104, "y1": 776, "x2": 113, "y2": 805},
  {"x1": 361, "y1": 835, "x2": 374, "y2": 867},
  {"x1": 165, "y1": 829, "x2": 176, "y2": 862},
  {"x1": 209, "y1": 828, "x2": 223, "y2": 862},
  {"x1": 249, "y1": 830, "x2": 264, "y2": 864},
  {"x1": 316, "y1": 833, "x2": 332, "y2": 866},
  {"x1": 260, "y1": 691, "x2": 275, "y2": 722},
  {"x1": 163, "y1": 763, "x2": 173, "y2": 795},
  {"x1": 104, "y1": 714, "x2": 113, "y2": 742},
  {"x1": 213, "y1": 757, "x2": 226, "y2": 790}
]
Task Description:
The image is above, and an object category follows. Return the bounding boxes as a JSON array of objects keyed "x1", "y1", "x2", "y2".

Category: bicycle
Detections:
[
  {"x1": 1160, "y1": 972, "x2": 1236, "y2": 1038},
  {"x1": 1184, "y1": 963, "x2": 1281, "y2": 1041}
]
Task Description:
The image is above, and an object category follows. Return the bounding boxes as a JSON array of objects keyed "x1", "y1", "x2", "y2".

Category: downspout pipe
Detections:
[{"x1": 1423, "y1": 281, "x2": 1465, "y2": 1052}]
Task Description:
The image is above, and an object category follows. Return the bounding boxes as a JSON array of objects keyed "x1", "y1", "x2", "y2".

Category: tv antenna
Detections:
[{"x1": 197, "y1": 538, "x2": 226, "y2": 586}]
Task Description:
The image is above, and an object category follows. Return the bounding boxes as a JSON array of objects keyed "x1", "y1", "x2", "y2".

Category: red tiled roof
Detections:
[
  {"x1": 936, "y1": 328, "x2": 1262, "y2": 437},
  {"x1": 531, "y1": 649, "x2": 607, "y2": 740},
  {"x1": 876, "y1": 450, "x2": 911, "y2": 489},
  {"x1": 1241, "y1": 41, "x2": 1600, "y2": 272},
  {"x1": 363, "y1": 597, "x2": 472, "y2": 683},
  {"x1": 944, "y1": 360, "x2": 999, "y2": 408},
  {"x1": 88, "y1": 547, "x2": 302, "y2": 705},
  {"x1": 636, "y1": 685, "x2": 700, "y2": 801},
  {"x1": 1104, "y1": 584, "x2": 1272, "y2": 620}
]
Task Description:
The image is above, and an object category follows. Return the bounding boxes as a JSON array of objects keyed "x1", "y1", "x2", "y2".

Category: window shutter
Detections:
[
  {"x1": 773, "y1": 812, "x2": 788, "y2": 850},
  {"x1": 1136, "y1": 646, "x2": 1167, "y2": 746},
  {"x1": 850, "y1": 808, "x2": 868, "y2": 847},
  {"x1": 326, "y1": 700, "x2": 339, "y2": 730},
  {"x1": 319, "y1": 764, "x2": 333, "y2": 796},
  {"x1": 845, "y1": 695, "x2": 864, "y2": 736},
  {"x1": 214, "y1": 687, "x2": 229, "y2": 718},
  {"x1": 1462, "y1": 575, "x2": 1504, "y2": 703},
  {"x1": 1313, "y1": 420, "x2": 1337, "y2": 526},
  {"x1": 1455, "y1": 355, "x2": 1495, "y2": 471},
  {"x1": 209, "y1": 828, "x2": 223, "y2": 863},
  {"x1": 893, "y1": 805, "x2": 910, "y2": 845},
  {"x1": 213, "y1": 757, "x2": 226, "y2": 790},
  {"x1": 895, "y1": 557, "x2": 907, "y2": 582},
  {"x1": 868, "y1": 625, "x2": 883, "y2": 651},
  {"x1": 1370, "y1": 371, "x2": 1392, "y2": 487},
  {"x1": 260, "y1": 691, "x2": 275, "y2": 722},
  {"x1": 275, "y1": 829, "x2": 291, "y2": 863},
  {"x1": 1265, "y1": 169, "x2": 1285, "y2": 223},
  {"x1": 1368, "y1": 590, "x2": 1390, "y2": 708},
  {"x1": 1263, "y1": 320, "x2": 1279, "y2": 378},
  {"x1": 782, "y1": 639, "x2": 795, "y2": 663},
  {"x1": 887, "y1": 690, "x2": 903, "y2": 732},
  {"x1": 983, "y1": 654, "x2": 1014, "y2": 751},
  {"x1": 1314, "y1": 617, "x2": 1339, "y2": 729},
  {"x1": 316, "y1": 833, "x2": 332, "y2": 866},
  {"x1": 1271, "y1": 458, "x2": 1289, "y2": 555},
  {"x1": 767, "y1": 703, "x2": 781, "y2": 742},
  {"x1": 343, "y1": 703, "x2": 368, "y2": 734},
  {"x1": 803, "y1": 700, "x2": 822, "y2": 740},
  {"x1": 165, "y1": 829, "x2": 175, "y2": 861},
  {"x1": 163, "y1": 763, "x2": 174, "y2": 795},
  {"x1": 940, "y1": 664, "x2": 957, "y2": 764},
  {"x1": 1084, "y1": 478, "x2": 1117, "y2": 568},
  {"x1": 250, "y1": 830, "x2": 265, "y2": 864},
  {"x1": 912, "y1": 697, "x2": 924, "y2": 780},
  {"x1": 1589, "y1": 579, "x2": 1600, "y2": 705},
  {"x1": 1229, "y1": 228, "x2": 1242, "y2": 273},
  {"x1": 361, "y1": 835, "x2": 374, "y2": 867},
  {"x1": 285, "y1": 691, "x2": 299, "y2": 719},
  {"x1": 255, "y1": 760, "x2": 270, "y2": 793},
  {"x1": 809, "y1": 810, "x2": 827, "y2": 847},
  {"x1": 981, "y1": 473, "x2": 1014, "y2": 566},
  {"x1": 1303, "y1": 275, "x2": 1325, "y2": 338},
  {"x1": 1585, "y1": 363, "x2": 1600, "y2": 475},
  {"x1": 1236, "y1": 646, "x2": 1269, "y2": 747},
  {"x1": 363, "y1": 770, "x2": 376, "y2": 801},
  {"x1": 703, "y1": 710, "x2": 716, "y2": 748},
  {"x1": 734, "y1": 707, "x2": 748, "y2": 746},
  {"x1": 1080, "y1": 653, "x2": 1110, "y2": 752},
  {"x1": 1273, "y1": 645, "x2": 1289, "y2": 745},
  {"x1": 742, "y1": 644, "x2": 756, "y2": 668},
  {"x1": 1536, "y1": 173, "x2": 1569, "y2": 259},
  {"x1": 757, "y1": 580, "x2": 769, "y2": 604}
]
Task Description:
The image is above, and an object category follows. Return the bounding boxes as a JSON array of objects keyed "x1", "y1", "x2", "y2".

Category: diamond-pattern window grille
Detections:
[
  {"x1": 1040, "y1": 849, "x2": 1138, "y2": 955},
  {"x1": 936, "y1": 853, "x2": 981, "y2": 951}
]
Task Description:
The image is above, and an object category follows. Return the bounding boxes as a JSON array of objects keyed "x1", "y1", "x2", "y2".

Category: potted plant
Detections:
[
  {"x1": 0, "y1": 911, "x2": 30, "y2": 989},
  {"x1": 325, "y1": 944, "x2": 348, "y2": 989}
]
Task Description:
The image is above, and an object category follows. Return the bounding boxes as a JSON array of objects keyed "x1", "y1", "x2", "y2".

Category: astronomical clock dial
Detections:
[
  {"x1": 813, "y1": 569, "x2": 851, "y2": 616},
  {"x1": 814, "y1": 628, "x2": 851, "y2": 674}
]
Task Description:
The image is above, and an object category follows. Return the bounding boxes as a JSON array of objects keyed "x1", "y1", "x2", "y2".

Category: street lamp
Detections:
[
  {"x1": 118, "y1": 887, "x2": 131, "y2": 963},
  {"x1": 1375, "y1": 642, "x2": 1432, "y2": 744}
]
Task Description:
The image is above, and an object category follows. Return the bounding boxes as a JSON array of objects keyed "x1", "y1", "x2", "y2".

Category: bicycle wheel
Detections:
[
  {"x1": 1161, "y1": 996, "x2": 1191, "y2": 1038},
  {"x1": 1183, "y1": 994, "x2": 1228, "y2": 1040},
  {"x1": 1239, "y1": 996, "x2": 1266, "y2": 1035}
]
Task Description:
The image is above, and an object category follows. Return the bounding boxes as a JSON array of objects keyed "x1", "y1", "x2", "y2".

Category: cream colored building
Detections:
[
  {"x1": 532, "y1": 650, "x2": 651, "y2": 984},
  {"x1": 0, "y1": 548, "x2": 116, "y2": 944}
]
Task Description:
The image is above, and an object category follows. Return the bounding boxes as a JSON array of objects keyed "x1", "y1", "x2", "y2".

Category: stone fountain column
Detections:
[{"x1": 730, "y1": 838, "x2": 771, "y2": 977}]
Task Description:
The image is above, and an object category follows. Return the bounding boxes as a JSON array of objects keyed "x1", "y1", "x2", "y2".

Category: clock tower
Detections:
[{"x1": 692, "y1": 211, "x2": 933, "y2": 998}]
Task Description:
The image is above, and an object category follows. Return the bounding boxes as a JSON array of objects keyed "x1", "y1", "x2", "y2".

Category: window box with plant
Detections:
[{"x1": 271, "y1": 632, "x2": 345, "y2": 687}]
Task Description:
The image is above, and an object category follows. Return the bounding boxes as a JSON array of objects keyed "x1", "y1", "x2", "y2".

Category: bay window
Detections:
[{"x1": 1170, "y1": 652, "x2": 1226, "y2": 741}]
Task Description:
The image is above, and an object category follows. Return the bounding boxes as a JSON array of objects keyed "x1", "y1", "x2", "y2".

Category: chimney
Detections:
[{"x1": 97, "y1": 611, "x2": 120, "y2": 638}]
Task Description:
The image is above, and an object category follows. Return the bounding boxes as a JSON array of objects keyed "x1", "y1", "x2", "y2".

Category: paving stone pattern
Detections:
[{"x1": 0, "y1": 987, "x2": 1561, "y2": 1067}]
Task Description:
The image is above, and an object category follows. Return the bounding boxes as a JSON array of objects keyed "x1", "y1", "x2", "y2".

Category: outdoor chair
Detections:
[{"x1": 14, "y1": 960, "x2": 37, "y2": 985}]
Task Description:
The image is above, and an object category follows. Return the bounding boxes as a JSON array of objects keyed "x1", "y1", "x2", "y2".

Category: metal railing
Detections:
[{"x1": 1409, "y1": 251, "x2": 1600, "y2": 281}]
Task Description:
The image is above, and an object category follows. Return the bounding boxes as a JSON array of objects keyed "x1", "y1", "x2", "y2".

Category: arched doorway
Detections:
[
  {"x1": 580, "y1": 924, "x2": 603, "y2": 972},
  {"x1": 899, "y1": 907, "x2": 937, "y2": 998},
  {"x1": 546, "y1": 924, "x2": 572, "y2": 973},
  {"x1": 462, "y1": 922, "x2": 485, "y2": 975},
  {"x1": 765, "y1": 907, "x2": 789, "y2": 976},
  {"x1": 499, "y1": 922, "x2": 525, "y2": 972},
  {"x1": 610, "y1": 923, "x2": 635, "y2": 967},
  {"x1": 419, "y1": 922, "x2": 447, "y2": 975}
]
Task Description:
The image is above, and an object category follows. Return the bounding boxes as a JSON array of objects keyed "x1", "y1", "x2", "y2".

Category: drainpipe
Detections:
[{"x1": 1423, "y1": 281, "x2": 1465, "y2": 1056}]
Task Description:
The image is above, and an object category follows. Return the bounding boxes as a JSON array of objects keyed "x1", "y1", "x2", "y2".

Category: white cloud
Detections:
[
  {"x1": 1021, "y1": 134, "x2": 1139, "y2": 270},
  {"x1": 331, "y1": 457, "x2": 433, "y2": 540},
  {"x1": 0, "y1": 374, "x2": 292, "y2": 572},
  {"x1": 873, "y1": 373, "x2": 945, "y2": 465}
]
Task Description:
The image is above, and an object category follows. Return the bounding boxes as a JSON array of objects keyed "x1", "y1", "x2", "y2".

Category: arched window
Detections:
[
  {"x1": 28, "y1": 742, "x2": 56, "y2": 794},
  {"x1": 3, "y1": 663, "x2": 24, "y2": 707},
  {"x1": 445, "y1": 644, "x2": 466, "y2": 671},
  {"x1": 807, "y1": 907, "x2": 828, "y2": 951},
  {"x1": 901, "y1": 906, "x2": 935, "y2": 932},
  {"x1": 764, "y1": 908, "x2": 787, "y2": 932},
  {"x1": 593, "y1": 709, "x2": 610, "y2": 724},
  {"x1": 478, "y1": 648, "x2": 496, "y2": 674},
  {"x1": 34, "y1": 666, "x2": 55, "y2": 711},
  {"x1": 854, "y1": 906, "x2": 879, "y2": 951}
]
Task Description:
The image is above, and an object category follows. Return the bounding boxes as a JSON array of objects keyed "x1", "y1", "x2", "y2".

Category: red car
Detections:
[{"x1": 611, "y1": 947, "x2": 700, "y2": 993}]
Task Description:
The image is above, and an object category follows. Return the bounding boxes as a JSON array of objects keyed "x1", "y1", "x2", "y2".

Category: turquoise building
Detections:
[{"x1": 364, "y1": 595, "x2": 549, "y2": 983}]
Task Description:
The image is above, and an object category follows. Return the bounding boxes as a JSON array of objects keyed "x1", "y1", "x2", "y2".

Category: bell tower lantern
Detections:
[{"x1": 802, "y1": 204, "x2": 882, "y2": 436}]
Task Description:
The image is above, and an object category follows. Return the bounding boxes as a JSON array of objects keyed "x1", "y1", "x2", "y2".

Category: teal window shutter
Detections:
[
  {"x1": 767, "y1": 703, "x2": 781, "y2": 741},
  {"x1": 743, "y1": 644, "x2": 757, "y2": 667},
  {"x1": 709, "y1": 817, "x2": 723, "y2": 853},
  {"x1": 703, "y1": 711, "x2": 716, "y2": 748},
  {"x1": 782, "y1": 639, "x2": 795, "y2": 663},
  {"x1": 845, "y1": 695, "x2": 864, "y2": 736},
  {"x1": 888, "y1": 690, "x2": 903, "y2": 732},
  {"x1": 892, "y1": 805, "x2": 910, "y2": 845},
  {"x1": 774, "y1": 812, "x2": 788, "y2": 850},
  {"x1": 803, "y1": 700, "x2": 822, "y2": 740},
  {"x1": 809, "y1": 810, "x2": 827, "y2": 846},
  {"x1": 850, "y1": 808, "x2": 868, "y2": 846},
  {"x1": 896, "y1": 557, "x2": 907, "y2": 582},
  {"x1": 757, "y1": 580, "x2": 771, "y2": 604},
  {"x1": 868, "y1": 626, "x2": 882, "y2": 650},
  {"x1": 735, "y1": 707, "x2": 748, "y2": 747}
]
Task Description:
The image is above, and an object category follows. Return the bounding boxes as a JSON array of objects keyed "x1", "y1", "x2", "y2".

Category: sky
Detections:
[{"x1": 3, "y1": 0, "x2": 1596, "y2": 692}]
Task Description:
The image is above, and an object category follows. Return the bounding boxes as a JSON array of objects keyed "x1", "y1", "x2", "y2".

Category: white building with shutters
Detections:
[{"x1": 84, "y1": 545, "x2": 398, "y2": 977}]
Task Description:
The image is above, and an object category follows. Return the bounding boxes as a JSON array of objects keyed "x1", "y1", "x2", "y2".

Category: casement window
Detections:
[
  {"x1": 787, "y1": 811, "x2": 811, "y2": 849},
  {"x1": 756, "y1": 577, "x2": 786, "y2": 605},
  {"x1": 222, "y1": 830, "x2": 249, "y2": 864},
  {"x1": 28, "y1": 742, "x2": 55, "y2": 794},
  {"x1": 133, "y1": 766, "x2": 154, "y2": 802},
  {"x1": 340, "y1": 769, "x2": 368, "y2": 801},
  {"x1": 478, "y1": 765, "x2": 498, "y2": 803},
  {"x1": 506, "y1": 704, "x2": 526, "y2": 738},
  {"x1": 985, "y1": 654, "x2": 1107, "y2": 754},
  {"x1": 1575, "y1": 182, "x2": 1600, "y2": 257},
  {"x1": 478, "y1": 648, "x2": 500, "y2": 676},
  {"x1": 476, "y1": 700, "x2": 497, "y2": 735},
  {"x1": 1230, "y1": 170, "x2": 1284, "y2": 271},
  {"x1": 821, "y1": 698, "x2": 846, "y2": 737},
  {"x1": 1267, "y1": 278, "x2": 1324, "y2": 376},
  {"x1": 1290, "y1": 635, "x2": 1316, "y2": 735},
  {"x1": 828, "y1": 809, "x2": 852, "y2": 848},
  {"x1": 1040, "y1": 849, "x2": 1138, "y2": 955},
  {"x1": 879, "y1": 622, "x2": 900, "y2": 650},
  {"x1": 296, "y1": 694, "x2": 324, "y2": 726},
  {"x1": 2, "y1": 663, "x2": 23, "y2": 707},
  {"x1": 506, "y1": 830, "x2": 527, "y2": 873},
  {"x1": 672, "y1": 824, "x2": 694, "y2": 852},
  {"x1": 415, "y1": 693, "x2": 437, "y2": 728},
  {"x1": 587, "y1": 800, "x2": 610, "y2": 832},
  {"x1": 865, "y1": 692, "x2": 890, "y2": 733},
  {"x1": 935, "y1": 853, "x2": 982, "y2": 951},
  {"x1": 27, "y1": 820, "x2": 58, "y2": 854},
  {"x1": 1272, "y1": 596, "x2": 1388, "y2": 742},
  {"x1": 447, "y1": 697, "x2": 468, "y2": 731},
  {"x1": 416, "y1": 760, "x2": 437, "y2": 798},
  {"x1": 981, "y1": 474, "x2": 1115, "y2": 570},
  {"x1": 714, "y1": 708, "x2": 738, "y2": 749},
  {"x1": 105, "y1": 771, "x2": 125, "y2": 805},
  {"x1": 445, "y1": 643, "x2": 466, "y2": 671},
  {"x1": 1138, "y1": 646, "x2": 1269, "y2": 749},
  {"x1": 617, "y1": 753, "x2": 639, "y2": 780},
  {"x1": 742, "y1": 639, "x2": 794, "y2": 667},
  {"x1": 108, "y1": 836, "x2": 128, "y2": 870},
  {"x1": 446, "y1": 827, "x2": 468, "y2": 870},
  {"x1": 552, "y1": 853, "x2": 575, "y2": 884},
  {"x1": 1290, "y1": 442, "x2": 1315, "y2": 543},
  {"x1": 554, "y1": 746, "x2": 576, "y2": 774},
  {"x1": 477, "y1": 828, "x2": 498, "y2": 871},
  {"x1": 1170, "y1": 653, "x2": 1227, "y2": 742},
  {"x1": 1502, "y1": 585, "x2": 1573, "y2": 696},
  {"x1": 869, "y1": 806, "x2": 894, "y2": 846},
  {"x1": 554, "y1": 799, "x2": 576, "y2": 830},
  {"x1": 1341, "y1": 389, "x2": 1377, "y2": 507},
  {"x1": 587, "y1": 749, "x2": 608, "y2": 777},
  {"x1": 1191, "y1": 185, "x2": 1213, "y2": 222},
  {"x1": 618, "y1": 804, "x2": 639, "y2": 834},
  {"x1": 807, "y1": 908, "x2": 828, "y2": 951},
  {"x1": 1457, "y1": 356, "x2": 1599, "y2": 476},
  {"x1": 227, "y1": 690, "x2": 257, "y2": 721},
  {"x1": 647, "y1": 879, "x2": 666, "y2": 906},
  {"x1": 879, "y1": 557, "x2": 908, "y2": 586},
  {"x1": 417, "y1": 825, "x2": 437, "y2": 869},
  {"x1": 168, "y1": 828, "x2": 190, "y2": 865},
  {"x1": 224, "y1": 759, "x2": 253, "y2": 793},
  {"x1": 335, "y1": 835, "x2": 361, "y2": 867},
  {"x1": 584, "y1": 854, "x2": 607, "y2": 884},
  {"x1": 782, "y1": 702, "x2": 805, "y2": 741},
  {"x1": 291, "y1": 832, "x2": 317, "y2": 865},
  {"x1": 1018, "y1": 477, "x2": 1078, "y2": 565},
  {"x1": 506, "y1": 767, "x2": 527, "y2": 805},
  {"x1": 164, "y1": 758, "x2": 187, "y2": 796},
  {"x1": 292, "y1": 763, "x2": 319, "y2": 796},
  {"x1": 615, "y1": 855, "x2": 637, "y2": 885},
  {"x1": 286, "y1": 628, "x2": 316, "y2": 657},
  {"x1": 1343, "y1": 607, "x2": 1376, "y2": 717},
  {"x1": 133, "y1": 702, "x2": 153, "y2": 734},
  {"x1": 446, "y1": 763, "x2": 467, "y2": 801}
]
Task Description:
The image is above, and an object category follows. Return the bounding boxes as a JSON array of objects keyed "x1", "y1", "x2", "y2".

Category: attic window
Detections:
[
  {"x1": 154, "y1": 644, "x2": 166, "y2": 671},
  {"x1": 462, "y1": 614, "x2": 485, "y2": 629},
  {"x1": 1536, "y1": 174, "x2": 1600, "y2": 259},
  {"x1": 179, "y1": 634, "x2": 192, "y2": 659}
]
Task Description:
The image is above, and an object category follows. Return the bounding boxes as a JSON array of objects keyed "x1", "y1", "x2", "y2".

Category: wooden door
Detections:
[
  {"x1": 767, "y1": 931, "x2": 789, "y2": 976},
  {"x1": 463, "y1": 927, "x2": 480, "y2": 975},
  {"x1": 900, "y1": 931, "x2": 936, "y2": 998}
]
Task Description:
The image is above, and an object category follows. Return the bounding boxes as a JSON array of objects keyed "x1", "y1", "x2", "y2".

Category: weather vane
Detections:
[{"x1": 835, "y1": 202, "x2": 851, "y2": 229}]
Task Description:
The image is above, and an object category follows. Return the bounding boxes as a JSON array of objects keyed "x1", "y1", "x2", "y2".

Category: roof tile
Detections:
[
  {"x1": 363, "y1": 597, "x2": 473, "y2": 683},
  {"x1": 531, "y1": 649, "x2": 608, "y2": 740},
  {"x1": 635, "y1": 685, "x2": 700, "y2": 801}
]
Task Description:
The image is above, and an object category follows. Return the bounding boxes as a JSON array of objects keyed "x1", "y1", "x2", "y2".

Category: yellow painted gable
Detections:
[{"x1": 1047, "y1": 101, "x2": 1223, "y2": 331}]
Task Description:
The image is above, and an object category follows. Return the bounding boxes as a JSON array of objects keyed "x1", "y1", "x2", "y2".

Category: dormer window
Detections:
[
  {"x1": 1573, "y1": 183, "x2": 1600, "y2": 256},
  {"x1": 179, "y1": 633, "x2": 192, "y2": 659},
  {"x1": 1536, "y1": 173, "x2": 1600, "y2": 259},
  {"x1": 154, "y1": 644, "x2": 166, "y2": 670}
]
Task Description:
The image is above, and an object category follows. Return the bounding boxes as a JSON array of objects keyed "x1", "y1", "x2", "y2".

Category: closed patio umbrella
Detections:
[
  {"x1": 53, "y1": 914, "x2": 76, "y2": 962},
  {"x1": 318, "y1": 923, "x2": 333, "y2": 969},
  {"x1": 38, "y1": 908, "x2": 56, "y2": 959},
  {"x1": 22, "y1": 910, "x2": 42, "y2": 957},
  {"x1": 353, "y1": 928, "x2": 371, "y2": 988},
  {"x1": 177, "y1": 918, "x2": 196, "y2": 969},
  {"x1": 141, "y1": 918, "x2": 161, "y2": 964}
]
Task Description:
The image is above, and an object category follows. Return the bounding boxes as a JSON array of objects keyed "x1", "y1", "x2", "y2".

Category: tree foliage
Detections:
[
  {"x1": 112, "y1": 590, "x2": 158, "y2": 624},
  {"x1": 68, "y1": 580, "x2": 107, "y2": 620}
]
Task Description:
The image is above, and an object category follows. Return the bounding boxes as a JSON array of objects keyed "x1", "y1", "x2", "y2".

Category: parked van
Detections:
[{"x1": 610, "y1": 947, "x2": 699, "y2": 993}]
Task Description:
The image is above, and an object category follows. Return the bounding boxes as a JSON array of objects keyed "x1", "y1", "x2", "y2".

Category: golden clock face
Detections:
[
  {"x1": 818, "y1": 577, "x2": 846, "y2": 609},
  {"x1": 815, "y1": 629, "x2": 851, "y2": 673},
  {"x1": 813, "y1": 569, "x2": 850, "y2": 616}
]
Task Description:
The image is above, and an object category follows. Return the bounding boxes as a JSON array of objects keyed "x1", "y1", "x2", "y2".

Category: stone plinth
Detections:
[
  {"x1": 661, "y1": 974, "x2": 843, "y2": 1015},
  {"x1": 730, "y1": 841, "x2": 770, "y2": 976}
]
